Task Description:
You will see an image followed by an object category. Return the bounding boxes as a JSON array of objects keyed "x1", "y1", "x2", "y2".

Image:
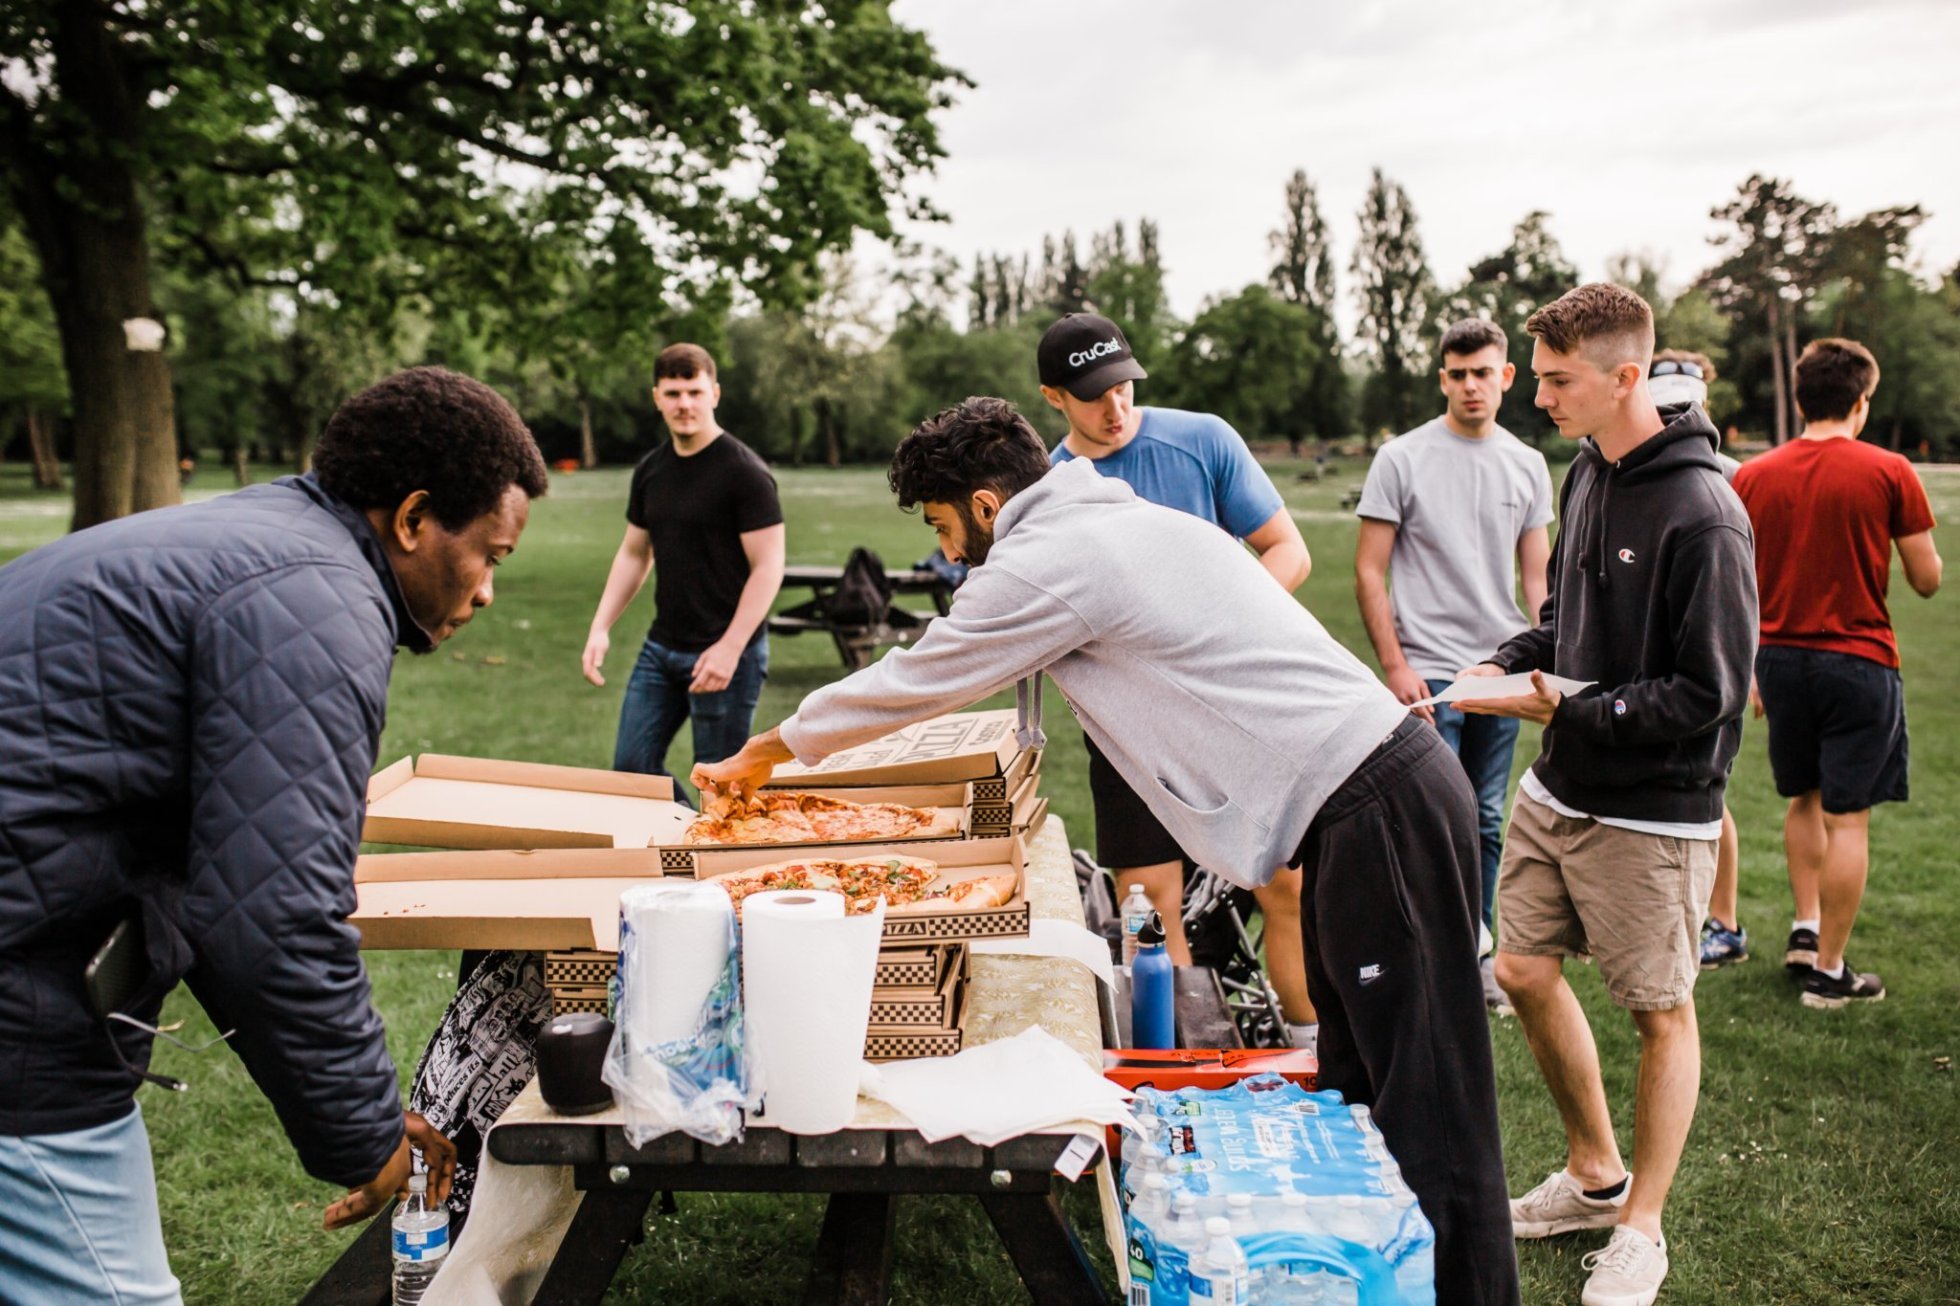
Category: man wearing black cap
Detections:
[{"x1": 1037, "y1": 312, "x2": 1320, "y2": 1051}]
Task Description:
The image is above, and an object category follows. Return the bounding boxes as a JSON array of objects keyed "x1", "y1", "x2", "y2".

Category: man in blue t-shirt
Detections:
[{"x1": 1038, "y1": 312, "x2": 1320, "y2": 1050}]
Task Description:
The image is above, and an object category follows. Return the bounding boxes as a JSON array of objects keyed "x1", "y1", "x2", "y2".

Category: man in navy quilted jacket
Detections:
[{"x1": 0, "y1": 367, "x2": 548, "y2": 1303}]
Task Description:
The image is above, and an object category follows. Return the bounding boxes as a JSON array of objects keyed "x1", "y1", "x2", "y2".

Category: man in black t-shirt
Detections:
[{"x1": 583, "y1": 343, "x2": 785, "y2": 790}]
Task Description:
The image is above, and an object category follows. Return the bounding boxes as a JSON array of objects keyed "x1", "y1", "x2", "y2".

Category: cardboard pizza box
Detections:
[
  {"x1": 364, "y1": 754, "x2": 694, "y2": 850},
  {"x1": 868, "y1": 951, "x2": 967, "y2": 1028},
  {"x1": 352, "y1": 872, "x2": 660, "y2": 951},
  {"x1": 764, "y1": 708, "x2": 1038, "y2": 796},
  {"x1": 687, "y1": 836, "x2": 1032, "y2": 945},
  {"x1": 874, "y1": 942, "x2": 965, "y2": 991}
]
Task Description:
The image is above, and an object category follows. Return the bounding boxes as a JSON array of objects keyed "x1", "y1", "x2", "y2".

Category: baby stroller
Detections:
[{"x1": 1075, "y1": 848, "x2": 1289, "y2": 1049}]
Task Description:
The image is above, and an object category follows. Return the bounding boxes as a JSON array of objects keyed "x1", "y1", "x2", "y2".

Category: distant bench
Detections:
[{"x1": 767, "y1": 563, "x2": 956, "y2": 670}]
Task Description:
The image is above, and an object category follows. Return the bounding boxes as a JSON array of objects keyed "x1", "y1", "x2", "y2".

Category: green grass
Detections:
[{"x1": 3, "y1": 455, "x2": 1958, "y2": 1303}]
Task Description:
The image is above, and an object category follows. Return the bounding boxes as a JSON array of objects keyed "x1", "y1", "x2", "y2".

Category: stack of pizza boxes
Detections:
[{"x1": 350, "y1": 698, "x2": 1047, "y2": 1062}]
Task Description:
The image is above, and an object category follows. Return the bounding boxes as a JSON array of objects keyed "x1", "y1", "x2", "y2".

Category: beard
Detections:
[{"x1": 955, "y1": 504, "x2": 997, "y2": 567}]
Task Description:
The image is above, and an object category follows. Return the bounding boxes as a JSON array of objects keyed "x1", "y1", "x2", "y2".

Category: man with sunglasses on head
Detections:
[
  {"x1": 1648, "y1": 349, "x2": 1749, "y2": 972},
  {"x1": 1033, "y1": 312, "x2": 1324, "y2": 1054},
  {"x1": 1355, "y1": 318, "x2": 1555, "y2": 1017}
]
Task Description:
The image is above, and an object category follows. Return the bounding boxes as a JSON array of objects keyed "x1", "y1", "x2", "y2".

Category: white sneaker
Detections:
[
  {"x1": 1509, "y1": 1168, "x2": 1629, "y2": 1238},
  {"x1": 1581, "y1": 1225, "x2": 1669, "y2": 1306}
]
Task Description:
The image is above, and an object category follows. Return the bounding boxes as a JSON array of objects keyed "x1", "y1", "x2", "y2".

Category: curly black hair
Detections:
[
  {"x1": 888, "y1": 396, "x2": 1052, "y2": 511},
  {"x1": 315, "y1": 367, "x2": 549, "y2": 530}
]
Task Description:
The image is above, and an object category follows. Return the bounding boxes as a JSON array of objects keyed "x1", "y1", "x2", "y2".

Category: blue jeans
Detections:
[
  {"x1": 0, "y1": 1105, "x2": 183, "y2": 1305},
  {"x1": 613, "y1": 635, "x2": 769, "y2": 798},
  {"x1": 1426, "y1": 678, "x2": 1521, "y2": 932}
]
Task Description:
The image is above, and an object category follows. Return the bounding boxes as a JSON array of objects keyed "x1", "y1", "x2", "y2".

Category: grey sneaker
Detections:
[
  {"x1": 1580, "y1": 1225, "x2": 1669, "y2": 1306},
  {"x1": 1510, "y1": 1168, "x2": 1629, "y2": 1238},
  {"x1": 1481, "y1": 955, "x2": 1513, "y2": 1017}
]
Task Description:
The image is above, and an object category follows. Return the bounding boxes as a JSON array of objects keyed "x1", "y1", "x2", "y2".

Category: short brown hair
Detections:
[
  {"x1": 1440, "y1": 318, "x2": 1507, "y2": 360},
  {"x1": 653, "y1": 342, "x2": 717, "y2": 383},
  {"x1": 1793, "y1": 338, "x2": 1879, "y2": 422},
  {"x1": 1526, "y1": 283, "x2": 1654, "y2": 372},
  {"x1": 1653, "y1": 348, "x2": 1717, "y2": 385}
]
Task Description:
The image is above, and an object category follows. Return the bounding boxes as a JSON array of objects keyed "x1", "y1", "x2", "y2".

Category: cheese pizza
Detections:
[
  {"x1": 686, "y1": 790, "x2": 958, "y2": 846},
  {"x1": 704, "y1": 855, "x2": 1018, "y2": 917}
]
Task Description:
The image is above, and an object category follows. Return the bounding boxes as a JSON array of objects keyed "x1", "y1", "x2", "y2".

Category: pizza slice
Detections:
[{"x1": 684, "y1": 791, "x2": 956, "y2": 846}]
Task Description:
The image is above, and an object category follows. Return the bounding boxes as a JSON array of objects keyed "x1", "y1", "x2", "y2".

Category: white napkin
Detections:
[
  {"x1": 860, "y1": 1025, "x2": 1137, "y2": 1148},
  {"x1": 969, "y1": 919, "x2": 1115, "y2": 987}
]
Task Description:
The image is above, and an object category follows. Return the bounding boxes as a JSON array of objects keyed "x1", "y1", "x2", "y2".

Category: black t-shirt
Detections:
[{"x1": 626, "y1": 433, "x2": 783, "y2": 651}]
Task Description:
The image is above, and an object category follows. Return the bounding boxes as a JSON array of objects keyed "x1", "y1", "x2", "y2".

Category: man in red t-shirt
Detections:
[{"x1": 1732, "y1": 338, "x2": 1943, "y2": 1010}]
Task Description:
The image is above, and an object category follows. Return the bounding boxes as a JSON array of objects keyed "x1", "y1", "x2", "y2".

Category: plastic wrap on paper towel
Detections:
[{"x1": 601, "y1": 881, "x2": 747, "y2": 1146}]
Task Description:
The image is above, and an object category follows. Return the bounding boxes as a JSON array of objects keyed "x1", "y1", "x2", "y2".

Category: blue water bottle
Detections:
[{"x1": 1131, "y1": 910, "x2": 1176, "y2": 1049}]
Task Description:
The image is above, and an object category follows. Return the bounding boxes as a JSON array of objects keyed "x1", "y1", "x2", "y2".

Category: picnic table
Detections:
[
  {"x1": 304, "y1": 820, "x2": 1117, "y2": 1306},
  {"x1": 767, "y1": 563, "x2": 956, "y2": 670}
]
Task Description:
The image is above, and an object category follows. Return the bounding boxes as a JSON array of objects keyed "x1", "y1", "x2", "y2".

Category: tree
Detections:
[
  {"x1": 1085, "y1": 219, "x2": 1173, "y2": 365},
  {"x1": 0, "y1": 209, "x2": 67, "y2": 488},
  {"x1": 1350, "y1": 168, "x2": 1435, "y2": 438},
  {"x1": 1699, "y1": 175, "x2": 1837, "y2": 444},
  {"x1": 0, "y1": 1, "x2": 963, "y2": 528},
  {"x1": 1438, "y1": 211, "x2": 1580, "y2": 443},
  {"x1": 1267, "y1": 169, "x2": 1350, "y2": 443},
  {"x1": 1155, "y1": 286, "x2": 1322, "y2": 447}
]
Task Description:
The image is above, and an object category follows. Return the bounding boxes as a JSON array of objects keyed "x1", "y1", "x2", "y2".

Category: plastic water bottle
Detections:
[
  {"x1": 391, "y1": 1173, "x2": 449, "y2": 1304},
  {"x1": 1131, "y1": 911, "x2": 1176, "y2": 1049},
  {"x1": 1191, "y1": 1216, "x2": 1250, "y2": 1304},
  {"x1": 1132, "y1": 1171, "x2": 1173, "y2": 1229},
  {"x1": 1120, "y1": 884, "x2": 1154, "y2": 965},
  {"x1": 1166, "y1": 1192, "x2": 1208, "y2": 1254},
  {"x1": 1225, "y1": 1191, "x2": 1260, "y2": 1236}
]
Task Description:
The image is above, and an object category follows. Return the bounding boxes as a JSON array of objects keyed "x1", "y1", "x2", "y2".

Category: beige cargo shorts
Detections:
[{"x1": 1496, "y1": 793, "x2": 1718, "y2": 1010}]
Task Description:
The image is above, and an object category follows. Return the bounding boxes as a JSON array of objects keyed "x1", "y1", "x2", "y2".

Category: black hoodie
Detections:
[{"x1": 1490, "y1": 404, "x2": 1757, "y2": 825}]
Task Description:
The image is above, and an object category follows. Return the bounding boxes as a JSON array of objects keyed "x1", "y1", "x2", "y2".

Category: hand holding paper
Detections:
[{"x1": 1419, "y1": 669, "x2": 1594, "y2": 725}]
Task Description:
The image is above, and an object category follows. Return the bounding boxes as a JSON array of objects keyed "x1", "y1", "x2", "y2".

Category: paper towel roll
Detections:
[
  {"x1": 742, "y1": 890, "x2": 885, "y2": 1134},
  {"x1": 618, "y1": 881, "x2": 734, "y2": 1046}
]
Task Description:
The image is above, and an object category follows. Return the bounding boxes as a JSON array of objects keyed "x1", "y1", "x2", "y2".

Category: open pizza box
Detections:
[
  {"x1": 364, "y1": 755, "x2": 696, "y2": 850},
  {"x1": 350, "y1": 847, "x2": 666, "y2": 951},
  {"x1": 764, "y1": 706, "x2": 1041, "y2": 804},
  {"x1": 662, "y1": 775, "x2": 1043, "y2": 872},
  {"x1": 684, "y1": 834, "x2": 1032, "y2": 946}
]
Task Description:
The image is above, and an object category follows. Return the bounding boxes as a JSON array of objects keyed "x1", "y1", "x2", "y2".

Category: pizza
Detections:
[
  {"x1": 704, "y1": 855, "x2": 1018, "y2": 917},
  {"x1": 686, "y1": 790, "x2": 958, "y2": 846}
]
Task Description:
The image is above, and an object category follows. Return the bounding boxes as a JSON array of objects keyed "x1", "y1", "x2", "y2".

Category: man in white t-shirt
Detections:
[{"x1": 1355, "y1": 318, "x2": 1554, "y2": 1013}]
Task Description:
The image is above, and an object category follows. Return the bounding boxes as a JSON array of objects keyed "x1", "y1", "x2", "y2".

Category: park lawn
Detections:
[{"x1": 2, "y1": 454, "x2": 1957, "y2": 1303}]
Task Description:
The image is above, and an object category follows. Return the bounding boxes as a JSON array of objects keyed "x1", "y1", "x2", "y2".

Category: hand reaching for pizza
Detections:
[{"x1": 692, "y1": 727, "x2": 795, "y2": 811}]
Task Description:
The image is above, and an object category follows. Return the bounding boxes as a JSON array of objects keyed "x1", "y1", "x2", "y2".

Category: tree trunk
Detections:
[
  {"x1": 231, "y1": 445, "x2": 251, "y2": 485},
  {"x1": 8, "y1": 0, "x2": 180, "y2": 530},
  {"x1": 578, "y1": 393, "x2": 598, "y2": 469},
  {"x1": 819, "y1": 398, "x2": 841, "y2": 468},
  {"x1": 1784, "y1": 311, "x2": 1801, "y2": 436},
  {"x1": 26, "y1": 408, "x2": 64, "y2": 490}
]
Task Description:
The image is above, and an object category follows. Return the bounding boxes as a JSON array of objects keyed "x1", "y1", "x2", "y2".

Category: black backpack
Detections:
[{"x1": 827, "y1": 546, "x2": 895, "y2": 626}]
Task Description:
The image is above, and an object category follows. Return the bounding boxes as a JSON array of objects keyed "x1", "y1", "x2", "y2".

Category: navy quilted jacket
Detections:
[{"x1": 0, "y1": 475, "x2": 430, "y2": 1187}]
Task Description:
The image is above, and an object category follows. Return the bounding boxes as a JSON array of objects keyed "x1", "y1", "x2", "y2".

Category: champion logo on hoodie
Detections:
[{"x1": 1617, "y1": 548, "x2": 1637, "y2": 564}]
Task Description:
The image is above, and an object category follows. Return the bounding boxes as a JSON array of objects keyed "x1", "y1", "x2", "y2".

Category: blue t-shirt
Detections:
[{"x1": 1049, "y1": 408, "x2": 1283, "y2": 539}]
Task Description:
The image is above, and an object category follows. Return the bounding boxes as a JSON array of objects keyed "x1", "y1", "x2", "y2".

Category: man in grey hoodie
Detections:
[{"x1": 697, "y1": 396, "x2": 1520, "y2": 1303}]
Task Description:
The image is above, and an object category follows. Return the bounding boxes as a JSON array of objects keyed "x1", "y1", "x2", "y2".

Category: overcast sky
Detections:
[{"x1": 884, "y1": 0, "x2": 1960, "y2": 325}]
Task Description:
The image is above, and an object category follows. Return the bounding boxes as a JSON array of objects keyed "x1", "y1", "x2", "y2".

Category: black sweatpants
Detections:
[{"x1": 1295, "y1": 717, "x2": 1520, "y2": 1306}]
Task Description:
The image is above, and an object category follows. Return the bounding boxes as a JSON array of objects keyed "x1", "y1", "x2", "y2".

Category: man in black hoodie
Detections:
[{"x1": 1455, "y1": 284, "x2": 1756, "y2": 1306}]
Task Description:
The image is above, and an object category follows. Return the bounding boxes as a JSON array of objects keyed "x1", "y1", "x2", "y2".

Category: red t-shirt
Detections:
[{"x1": 1732, "y1": 436, "x2": 1936, "y2": 668}]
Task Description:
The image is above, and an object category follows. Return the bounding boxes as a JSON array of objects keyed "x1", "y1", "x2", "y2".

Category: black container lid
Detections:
[{"x1": 1137, "y1": 910, "x2": 1166, "y2": 949}]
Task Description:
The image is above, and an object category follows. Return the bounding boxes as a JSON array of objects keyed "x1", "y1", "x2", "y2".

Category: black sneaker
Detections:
[
  {"x1": 1801, "y1": 961, "x2": 1886, "y2": 1009},
  {"x1": 1785, "y1": 927, "x2": 1819, "y2": 972}
]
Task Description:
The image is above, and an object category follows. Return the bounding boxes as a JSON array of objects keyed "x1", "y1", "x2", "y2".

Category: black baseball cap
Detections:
[{"x1": 1037, "y1": 313, "x2": 1148, "y2": 401}]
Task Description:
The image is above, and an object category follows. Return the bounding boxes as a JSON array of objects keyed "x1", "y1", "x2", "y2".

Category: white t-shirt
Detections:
[
  {"x1": 1519, "y1": 771, "x2": 1723, "y2": 841},
  {"x1": 1356, "y1": 419, "x2": 1556, "y2": 681}
]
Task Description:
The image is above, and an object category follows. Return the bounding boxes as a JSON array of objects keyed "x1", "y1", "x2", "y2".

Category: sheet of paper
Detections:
[{"x1": 1411, "y1": 672, "x2": 1595, "y2": 709}]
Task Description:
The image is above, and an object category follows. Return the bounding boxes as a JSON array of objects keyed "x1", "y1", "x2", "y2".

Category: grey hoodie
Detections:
[{"x1": 780, "y1": 458, "x2": 1409, "y2": 886}]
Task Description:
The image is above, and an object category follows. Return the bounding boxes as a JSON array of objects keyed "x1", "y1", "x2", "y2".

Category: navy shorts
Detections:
[
  {"x1": 1754, "y1": 645, "x2": 1909, "y2": 813},
  {"x1": 1083, "y1": 733, "x2": 1187, "y2": 870}
]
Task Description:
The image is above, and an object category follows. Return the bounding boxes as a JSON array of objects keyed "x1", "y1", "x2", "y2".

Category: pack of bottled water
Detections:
[{"x1": 1119, "y1": 1075, "x2": 1434, "y2": 1305}]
